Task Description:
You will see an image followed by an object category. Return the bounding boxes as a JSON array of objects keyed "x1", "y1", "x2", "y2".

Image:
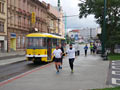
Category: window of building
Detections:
[
  {"x1": 0, "y1": 2, "x2": 1, "y2": 13},
  {"x1": 18, "y1": 16, "x2": 21, "y2": 26},
  {"x1": 24, "y1": 17, "x2": 26, "y2": 26},
  {"x1": 22, "y1": 36, "x2": 25, "y2": 48},
  {"x1": 23, "y1": 0, "x2": 26, "y2": 3},
  {"x1": 28, "y1": 17, "x2": 30, "y2": 27},
  {"x1": 0, "y1": 21, "x2": 4, "y2": 32},
  {"x1": 1, "y1": 3, "x2": 4, "y2": 13},
  {"x1": 17, "y1": 36, "x2": 21, "y2": 48}
]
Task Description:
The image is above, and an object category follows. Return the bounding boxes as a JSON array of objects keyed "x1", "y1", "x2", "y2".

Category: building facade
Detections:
[
  {"x1": 68, "y1": 30, "x2": 81, "y2": 42},
  {"x1": 0, "y1": 0, "x2": 7, "y2": 52},
  {"x1": 47, "y1": 4, "x2": 59, "y2": 34},
  {"x1": 47, "y1": 5, "x2": 65, "y2": 37},
  {"x1": 7, "y1": 0, "x2": 48, "y2": 52},
  {"x1": 7, "y1": 0, "x2": 65, "y2": 52},
  {"x1": 59, "y1": 8, "x2": 65, "y2": 37}
]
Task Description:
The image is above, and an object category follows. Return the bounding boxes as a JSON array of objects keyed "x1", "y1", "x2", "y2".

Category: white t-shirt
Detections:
[
  {"x1": 67, "y1": 48, "x2": 75, "y2": 59},
  {"x1": 53, "y1": 49, "x2": 62, "y2": 58}
]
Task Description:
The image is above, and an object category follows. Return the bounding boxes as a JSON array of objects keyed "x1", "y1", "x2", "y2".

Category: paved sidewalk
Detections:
[
  {"x1": 0, "y1": 54, "x2": 109, "y2": 90},
  {"x1": 0, "y1": 51, "x2": 25, "y2": 60},
  {"x1": 0, "y1": 57, "x2": 26, "y2": 66}
]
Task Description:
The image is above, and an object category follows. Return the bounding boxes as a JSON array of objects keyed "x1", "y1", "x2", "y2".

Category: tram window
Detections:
[
  {"x1": 57, "y1": 39, "x2": 60, "y2": 45},
  {"x1": 27, "y1": 38, "x2": 33, "y2": 47},
  {"x1": 27, "y1": 37, "x2": 46, "y2": 49},
  {"x1": 52, "y1": 39, "x2": 57, "y2": 48},
  {"x1": 33, "y1": 38, "x2": 39, "y2": 47},
  {"x1": 38, "y1": 38, "x2": 47, "y2": 47},
  {"x1": 61, "y1": 40, "x2": 65, "y2": 47}
]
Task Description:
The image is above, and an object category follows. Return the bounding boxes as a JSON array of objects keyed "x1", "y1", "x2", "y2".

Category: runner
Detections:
[
  {"x1": 52, "y1": 45, "x2": 62, "y2": 74},
  {"x1": 59, "y1": 44, "x2": 64, "y2": 69},
  {"x1": 90, "y1": 43, "x2": 93, "y2": 54},
  {"x1": 66, "y1": 44, "x2": 75, "y2": 73},
  {"x1": 84, "y1": 44, "x2": 88, "y2": 56}
]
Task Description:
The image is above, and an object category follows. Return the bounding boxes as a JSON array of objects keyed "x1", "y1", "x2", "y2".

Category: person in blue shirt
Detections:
[{"x1": 84, "y1": 44, "x2": 88, "y2": 56}]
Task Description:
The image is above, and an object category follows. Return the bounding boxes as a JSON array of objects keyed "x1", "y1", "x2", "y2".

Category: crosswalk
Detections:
[{"x1": 111, "y1": 61, "x2": 120, "y2": 86}]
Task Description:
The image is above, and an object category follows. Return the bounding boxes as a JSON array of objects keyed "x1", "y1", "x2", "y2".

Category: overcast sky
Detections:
[{"x1": 40, "y1": 0, "x2": 99, "y2": 30}]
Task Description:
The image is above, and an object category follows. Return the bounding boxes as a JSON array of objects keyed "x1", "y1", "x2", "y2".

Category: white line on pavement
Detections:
[
  {"x1": 112, "y1": 78, "x2": 120, "y2": 85},
  {"x1": 112, "y1": 66, "x2": 120, "y2": 69},
  {"x1": 112, "y1": 71, "x2": 120, "y2": 75},
  {"x1": 112, "y1": 61, "x2": 115, "y2": 63}
]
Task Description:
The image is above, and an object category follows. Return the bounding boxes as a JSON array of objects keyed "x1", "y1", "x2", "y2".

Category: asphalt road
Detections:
[
  {"x1": 0, "y1": 44, "x2": 89, "y2": 82},
  {"x1": 0, "y1": 60, "x2": 44, "y2": 82}
]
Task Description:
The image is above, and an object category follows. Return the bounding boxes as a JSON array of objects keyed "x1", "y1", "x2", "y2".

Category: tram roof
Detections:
[{"x1": 26, "y1": 33, "x2": 65, "y2": 39}]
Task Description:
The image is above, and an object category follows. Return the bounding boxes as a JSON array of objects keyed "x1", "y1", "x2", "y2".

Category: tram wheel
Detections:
[{"x1": 33, "y1": 61, "x2": 38, "y2": 64}]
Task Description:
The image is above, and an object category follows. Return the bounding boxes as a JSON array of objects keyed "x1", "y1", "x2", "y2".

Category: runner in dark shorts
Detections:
[
  {"x1": 54, "y1": 58, "x2": 61, "y2": 62},
  {"x1": 59, "y1": 44, "x2": 64, "y2": 69},
  {"x1": 52, "y1": 45, "x2": 62, "y2": 74}
]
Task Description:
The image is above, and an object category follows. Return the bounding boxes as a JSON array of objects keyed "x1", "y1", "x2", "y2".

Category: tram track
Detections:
[{"x1": 0, "y1": 60, "x2": 45, "y2": 82}]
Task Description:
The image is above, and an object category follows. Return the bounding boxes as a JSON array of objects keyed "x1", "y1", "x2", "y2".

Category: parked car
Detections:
[{"x1": 96, "y1": 46, "x2": 102, "y2": 54}]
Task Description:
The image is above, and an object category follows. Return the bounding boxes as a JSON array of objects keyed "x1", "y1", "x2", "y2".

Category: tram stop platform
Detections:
[{"x1": 0, "y1": 54, "x2": 109, "y2": 90}]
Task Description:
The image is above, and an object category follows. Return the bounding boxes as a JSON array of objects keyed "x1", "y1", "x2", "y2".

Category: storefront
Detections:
[
  {"x1": 10, "y1": 33, "x2": 16, "y2": 51},
  {"x1": 0, "y1": 36, "x2": 7, "y2": 52}
]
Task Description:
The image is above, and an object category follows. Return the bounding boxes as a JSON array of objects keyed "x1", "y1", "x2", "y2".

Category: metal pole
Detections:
[
  {"x1": 58, "y1": 19, "x2": 60, "y2": 34},
  {"x1": 90, "y1": 28, "x2": 92, "y2": 39},
  {"x1": 58, "y1": 0, "x2": 60, "y2": 11},
  {"x1": 102, "y1": 0, "x2": 107, "y2": 55},
  {"x1": 65, "y1": 14, "x2": 67, "y2": 40}
]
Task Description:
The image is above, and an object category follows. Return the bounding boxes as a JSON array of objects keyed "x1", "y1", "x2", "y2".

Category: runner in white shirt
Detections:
[
  {"x1": 52, "y1": 45, "x2": 62, "y2": 74},
  {"x1": 66, "y1": 44, "x2": 75, "y2": 73}
]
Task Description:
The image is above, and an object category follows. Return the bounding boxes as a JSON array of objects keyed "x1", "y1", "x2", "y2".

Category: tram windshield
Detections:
[{"x1": 26, "y1": 37, "x2": 47, "y2": 49}]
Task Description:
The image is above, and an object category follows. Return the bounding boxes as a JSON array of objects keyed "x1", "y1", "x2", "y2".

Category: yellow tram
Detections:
[{"x1": 26, "y1": 33, "x2": 65, "y2": 64}]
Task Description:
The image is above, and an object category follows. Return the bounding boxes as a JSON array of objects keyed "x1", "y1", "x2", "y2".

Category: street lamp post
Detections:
[
  {"x1": 102, "y1": 0, "x2": 107, "y2": 56},
  {"x1": 65, "y1": 14, "x2": 67, "y2": 40}
]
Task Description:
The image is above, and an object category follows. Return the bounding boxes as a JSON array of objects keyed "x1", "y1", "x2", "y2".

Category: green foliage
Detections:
[
  {"x1": 78, "y1": 0, "x2": 120, "y2": 53},
  {"x1": 108, "y1": 53, "x2": 120, "y2": 60},
  {"x1": 92, "y1": 86, "x2": 120, "y2": 90}
]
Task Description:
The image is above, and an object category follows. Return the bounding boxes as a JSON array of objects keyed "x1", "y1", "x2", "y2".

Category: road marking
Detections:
[
  {"x1": 112, "y1": 63, "x2": 120, "y2": 66},
  {"x1": 112, "y1": 63, "x2": 116, "y2": 65},
  {"x1": 112, "y1": 61, "x2": 115, "y2": 63},
  {"x1": 112, "y1": 78, "x2": 120, "y2": 85},
  {"x1": 112, "y1": 71, "x2": 116, "y2": 74},
  {"x1": 112, "y1": 66, "x2": 120, "y2": 69},
  {"x1": 0, "y1": 62, "x2": 53, "y2": 87},
  {"x1": 112, "y1": 71, "x2": 120, "y2": 75}
]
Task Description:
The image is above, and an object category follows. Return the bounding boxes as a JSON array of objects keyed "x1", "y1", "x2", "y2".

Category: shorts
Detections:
[
  {"x1": 60, "y1": 56, "x2": 63, "y2": 63},
  {"x1": 54, "y1": 58, "x2": 61, "y2": 62}
]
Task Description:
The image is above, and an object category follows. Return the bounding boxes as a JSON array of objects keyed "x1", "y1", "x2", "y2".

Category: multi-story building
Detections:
[
  {"x1": 68, "y1": 30, "x2": 81, "y2": 42},
  {"x1": 0, "y1": 0, "x2": 7, "y2": 52},
  {"x1": 47, "y1": 5, "x2": 65, "y2": 37},
  {"x1": 7, "y1": 0, "x2": 48, "y2": 52},
  {"x1": 47, "y1": 4, "x2": 59, "y2": 34},
  {"x1": 59, "y1": 9, "x2": 65, "y2": 37}
]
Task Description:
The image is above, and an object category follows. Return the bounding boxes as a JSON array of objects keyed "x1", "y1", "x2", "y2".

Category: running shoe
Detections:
[
  {"x1": 56, "y1": 70, "x2": 59, "y2": 74},
  {"x1": 71, "y1": 70, "x2": 74, "y2": 73},
  {"x1": 59, "y1": 66, "x2": 62, "y2": 69}
]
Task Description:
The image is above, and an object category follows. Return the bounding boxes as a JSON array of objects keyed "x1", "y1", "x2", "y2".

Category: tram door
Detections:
[{"x1": 47, "y1": 38, "x2": 52, "y2": 60}]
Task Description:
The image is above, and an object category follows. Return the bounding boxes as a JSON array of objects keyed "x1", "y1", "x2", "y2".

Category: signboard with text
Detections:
[{"x1": 31, "y1": 12, "x2": 36, "y2": 24}]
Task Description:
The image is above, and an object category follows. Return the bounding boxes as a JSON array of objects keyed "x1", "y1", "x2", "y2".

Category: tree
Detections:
[{"x1": 78, "y1": 0, "x2": 120, "y2": 53}]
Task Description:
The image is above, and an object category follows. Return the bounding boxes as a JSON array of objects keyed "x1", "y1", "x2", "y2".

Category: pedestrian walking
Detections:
[
  {"x1": 93, "y1": 44, "x2": 97, "y2": 54},
  {"x1": 84, "y1": 44, "x2": 88, "y2": 56},
  {"x1": 59, "y1": 44, "x2": 64, "y2": 69},
  {"x1": 90, "y1": 43, "x2": 93, "y2": 54},
  {"x1": 52, "y1": 45, "x2": 62, "y2": 74},
  {"x1": 66, "y1": 44, "x2": 75, "y2": 73}
]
